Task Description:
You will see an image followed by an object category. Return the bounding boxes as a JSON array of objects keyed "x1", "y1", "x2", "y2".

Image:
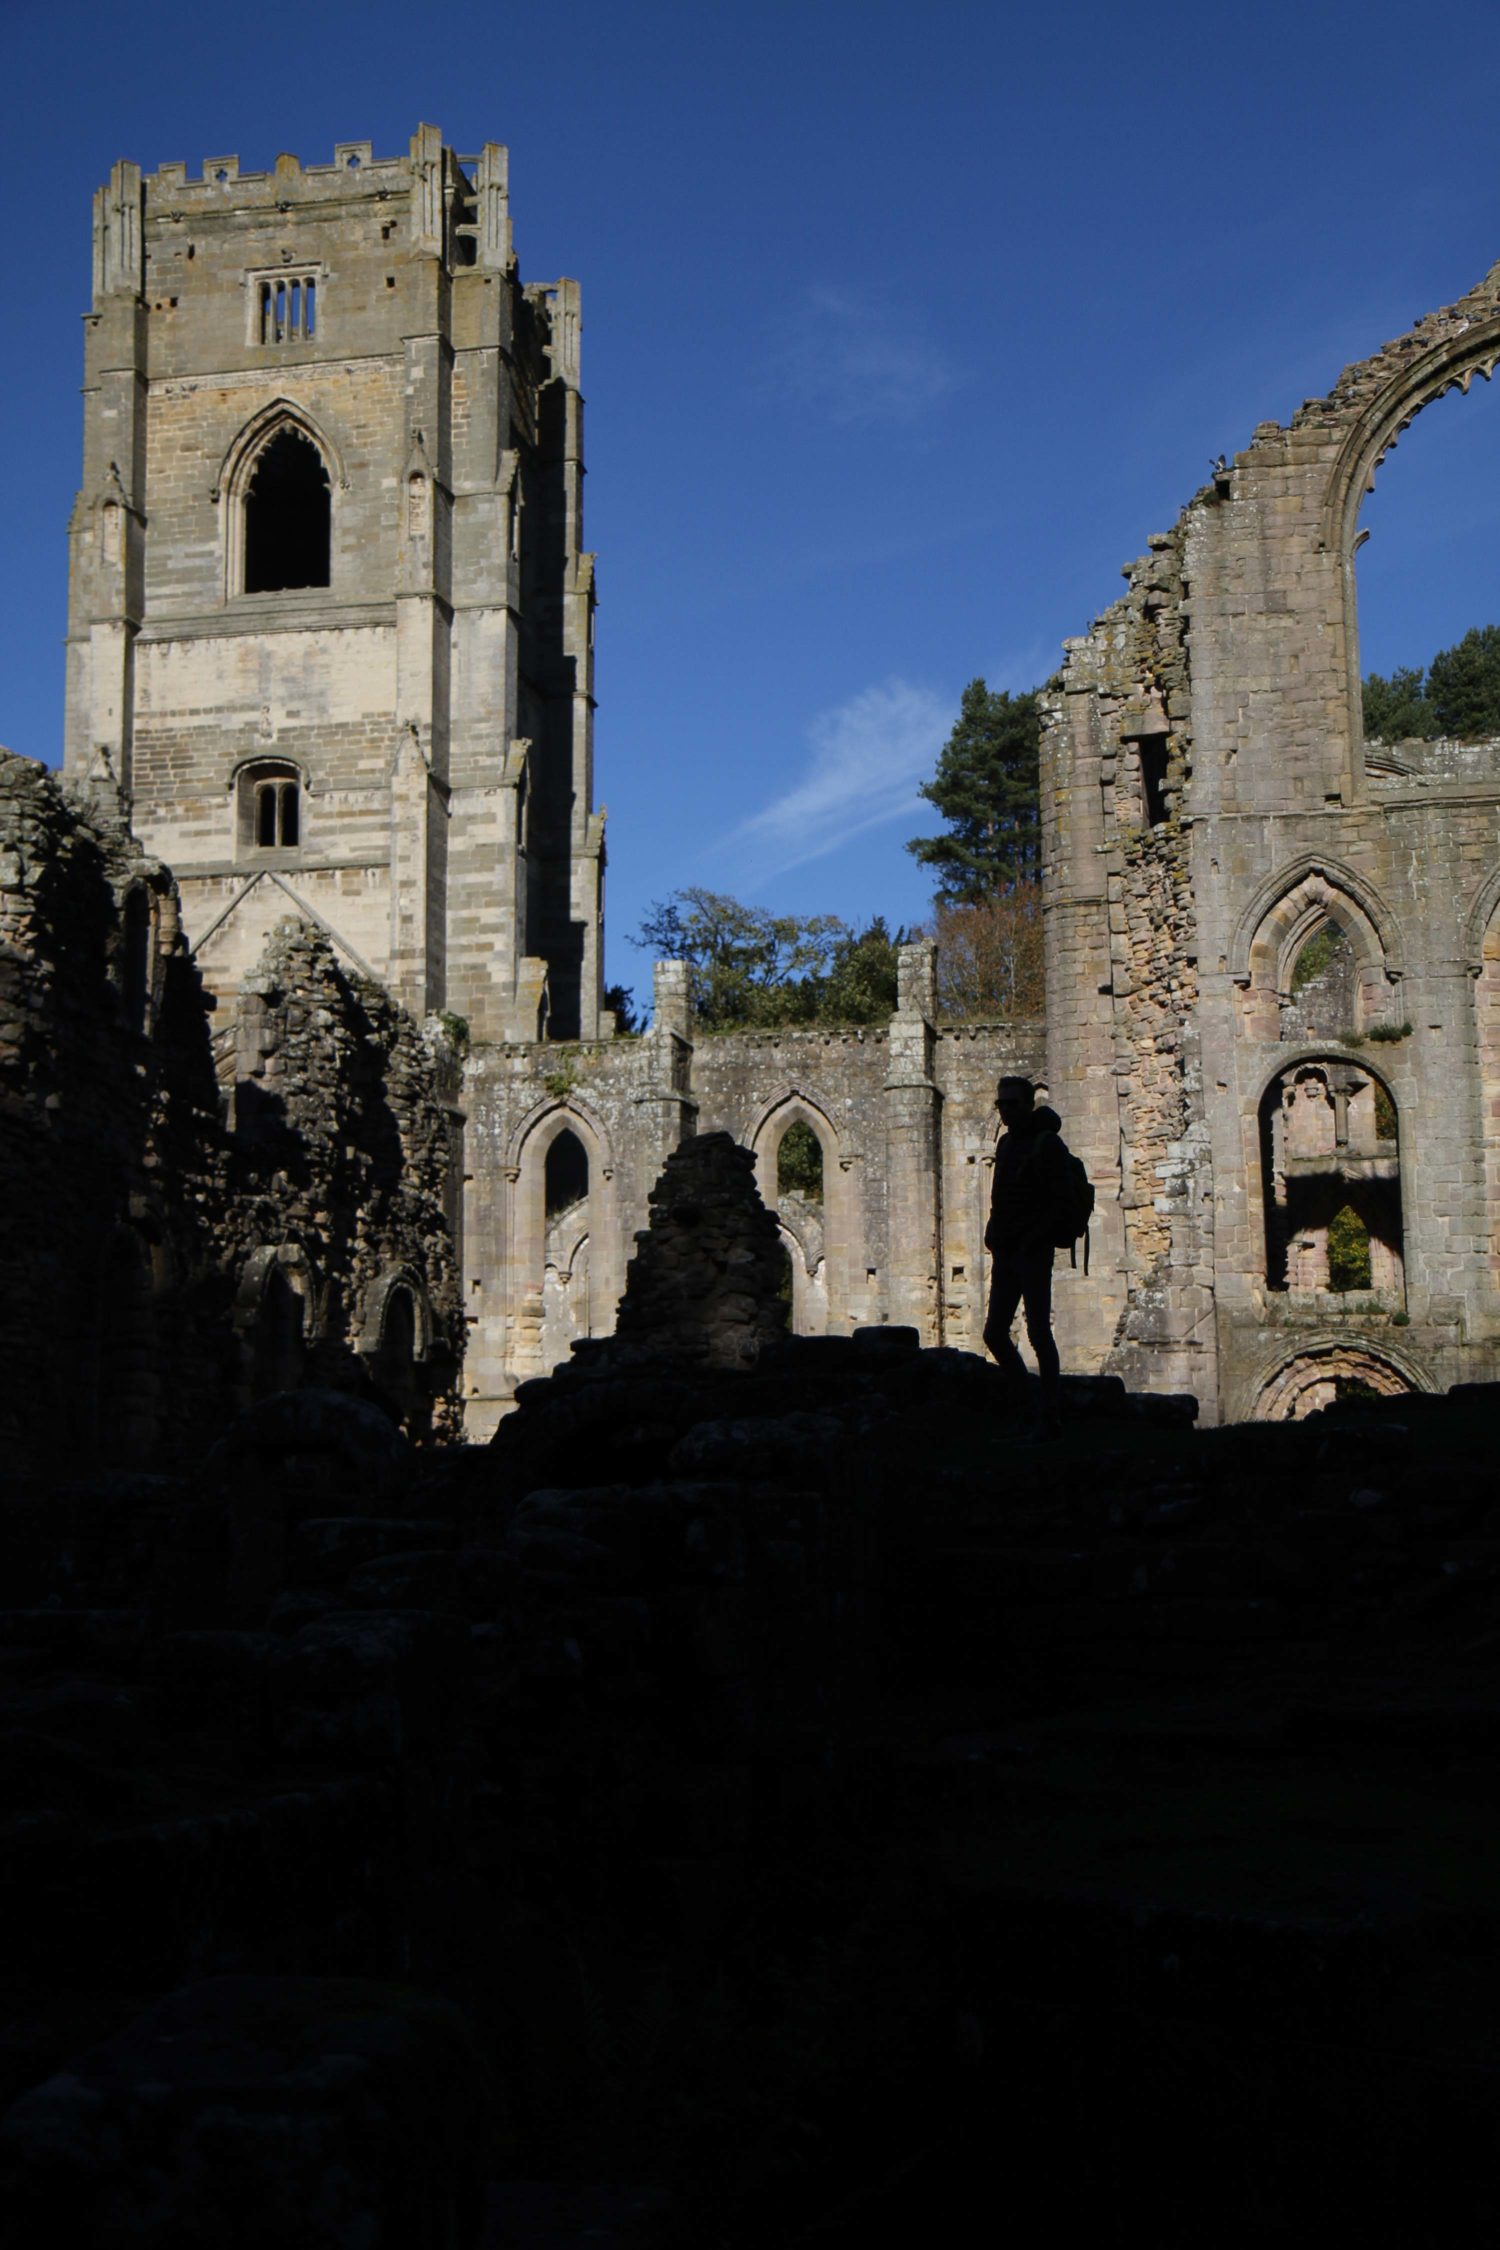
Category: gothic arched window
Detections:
[{"x1": 243, "y1": 427, "x2": 331, "y2": 593}]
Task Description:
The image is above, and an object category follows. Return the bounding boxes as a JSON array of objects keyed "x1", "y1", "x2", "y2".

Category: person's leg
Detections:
[
  {"x1": 983, "y1": 1263, "x2": 1029, "y2": 1405},
  {"x1": 1020, "y1": 1257, "x2": 1060, "y2": 1426}
]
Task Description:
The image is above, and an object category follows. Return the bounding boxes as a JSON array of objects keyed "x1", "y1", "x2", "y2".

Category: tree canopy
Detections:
[
  {"x1": 630, "y1": 888, "x2": 903, "y2": 1031},
  {"x1": 924, "y1": 885, "x2": 1045, "y2": 1020},
  {"x1": 1363, "y1": 625, "x2": 1500, "y2": 742},
  {"x1": 905, "y1": 678, "x2": 1041, "y2": 903}
]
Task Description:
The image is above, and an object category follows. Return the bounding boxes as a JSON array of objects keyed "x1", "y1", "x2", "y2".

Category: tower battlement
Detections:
[{"x1": 94, "y1": 131, "x2": 520, "y2": 307}]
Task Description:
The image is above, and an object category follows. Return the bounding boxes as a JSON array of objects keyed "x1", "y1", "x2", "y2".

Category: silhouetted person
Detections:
[{"x1": 983, "y1": 1075, "x2": 1067, "y2": 1436}]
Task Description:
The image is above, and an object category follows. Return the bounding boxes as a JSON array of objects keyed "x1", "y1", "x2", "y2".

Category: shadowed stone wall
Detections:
[{"x1": 0, "y1": 749, "x2": 462, "y2": 1471}]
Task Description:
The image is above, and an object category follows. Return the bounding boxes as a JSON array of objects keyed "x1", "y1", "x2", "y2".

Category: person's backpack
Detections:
[{"x1": 1052, "y1": 1146, "x2": 1096, "y2": 1272}]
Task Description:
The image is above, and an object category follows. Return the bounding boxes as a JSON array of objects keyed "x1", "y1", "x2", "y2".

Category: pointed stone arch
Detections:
[
  {"x1": 507, "y1": 1098, "x2": 622, "y2": 1378},
  {"x1": 1231, "y1": 856, "x2": 1403, "y2": 1041},
  {"x1": 1319, "y1": 298, "x2": 1500, "y2": 749},
  {"x1": 1322, "y1": 308, "x2": 1500, "y2": 561},
  {"x1": 213, "y1": 398, "x2": 347, "y2": 506},
  {"x1": 214, "y1": 401, "x2": 344, "y2": 599},
  {"x1": 1463, "y1": 862, "x2": 1500, "y2": 967},
  {"x1": 748, "y1": 1089, "x2": 854, "y2": 1334},
  {"x1": 235, "y1": 1243, "x2": 318, "y2": 1399},
  {"x1": 1251, "y1": 1337, "x2": 1431, "y2": 1422}
]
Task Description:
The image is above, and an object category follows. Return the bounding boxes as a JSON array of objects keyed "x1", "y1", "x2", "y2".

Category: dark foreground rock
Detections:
[{"x1": 4, "y1": 1369, "x2": 1500, "y2": 2243}]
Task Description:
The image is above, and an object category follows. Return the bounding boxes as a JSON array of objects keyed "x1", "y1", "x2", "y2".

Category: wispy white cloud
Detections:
[
  {"x1": 715, "y1": 676, "x2": 951, "y2": 885},
  {"x1": 768, "y1": 287, "x2": 961, "y2": 427}
]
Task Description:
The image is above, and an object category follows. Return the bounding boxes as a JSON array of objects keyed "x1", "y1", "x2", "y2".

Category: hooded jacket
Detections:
[{"x1": 986, "y1": 1104, "x2": 1069, "y2": 1262}]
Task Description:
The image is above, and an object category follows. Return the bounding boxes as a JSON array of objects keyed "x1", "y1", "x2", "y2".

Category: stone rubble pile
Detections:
[{"x1": 610, "y1": 1130, "x2": 790, "y2": 1370}]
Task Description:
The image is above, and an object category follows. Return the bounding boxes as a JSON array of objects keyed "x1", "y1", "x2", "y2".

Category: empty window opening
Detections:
[
  {"x1": 243, "y1": 428, "x2": 330, "y2": 593},
  {"x1": 239, "y1": 763, "x2": 303, "y2": 855},
  {"x1": 258, "y1": 272, "x2": 317, "y2": 344},
  {"x1": 1357, "y1": 369, "x2": 1500, "y2": 760},
  {"x1": 1326, "y1": 1205, "x2": 1373, "y2": 1292},
  {"x1": 1139, "y1": 739, "x2": 1169, "y2": 827},
  {"x1": 545, "y1": 1129, "x2": 589, "y2": 1220},
  {"x1": 1259, "y1": 1060, "x2": 1403, "y2": 1298},
  {"x1": 1284, "y1": 917, "x2": 1359, "y2": 1040},
  {"x1": 777, "y1": 1120, "x2": 824, "y2": 1204},
  {"x1": 252, "y1": 1261, "x2": 306, "y2": 1399},
  {"x1": 372, "y1": 1285, "x2": 420, "y2": 1427},
  {"x1": 254, "y1": 777, "x2": 299, "y2": 849}
]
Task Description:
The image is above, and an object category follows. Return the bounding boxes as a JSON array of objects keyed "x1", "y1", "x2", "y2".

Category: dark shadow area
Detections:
[
  {"x1": 544, "y1": 1128, "x2": 589, "y2": 1220},
  {"x1": 244, "y1": 429, "x2": 331, "y2": 594}
]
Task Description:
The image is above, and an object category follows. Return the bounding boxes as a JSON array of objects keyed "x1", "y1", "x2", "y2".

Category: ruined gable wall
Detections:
[
  {"x1": 222, "y1": 921, "x2": 465, "y2": 1408},
  {"x1": 1045, "y1": 260, "x2": 1500, "y2": 1420}
]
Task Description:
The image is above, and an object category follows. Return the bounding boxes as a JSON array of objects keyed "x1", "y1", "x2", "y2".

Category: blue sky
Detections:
[{"x1": 7, "y1": 0, "x2": 1500, "y2": 1007}]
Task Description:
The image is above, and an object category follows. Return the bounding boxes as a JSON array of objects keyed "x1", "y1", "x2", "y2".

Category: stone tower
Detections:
[{"x1": 64, "y1": 127, "x2": 603, "y2": 1043}]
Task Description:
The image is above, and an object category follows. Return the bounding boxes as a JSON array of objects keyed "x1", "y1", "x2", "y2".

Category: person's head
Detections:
[{"x1": 996, "y1": 1075, "x2": 1035, "y2": 1129}]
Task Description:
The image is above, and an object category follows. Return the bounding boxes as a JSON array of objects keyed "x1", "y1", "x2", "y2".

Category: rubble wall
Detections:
[{"x1": 0, "y1": 749, "x2": 462, "y2": 1471}]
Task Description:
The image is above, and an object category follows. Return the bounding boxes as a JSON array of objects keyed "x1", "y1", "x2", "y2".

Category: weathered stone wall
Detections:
[
  {"x1": 0, "y1": 749, "x2": 462, "y2": 1471},
  {"x1": 66, "y1": 128, "x2": 602, "y2": 1047},
  {"x1": 459, "y1": 955, "x2": 1043, "y2": 1432},
  {"x1": 1043, "y1": 261, "x2": 1500, "y2": 1420}
]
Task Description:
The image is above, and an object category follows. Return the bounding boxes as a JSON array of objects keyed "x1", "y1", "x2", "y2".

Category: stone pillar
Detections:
[
  {"x1": 884, "y1": 941, "x2": 942, "y2": 1342},
  {"x1": 631, "y1": 960, "x2": 697, "y2": 1180},
  {"x1": 67, "y1": 162, "x2": 146, "y2": 808}
]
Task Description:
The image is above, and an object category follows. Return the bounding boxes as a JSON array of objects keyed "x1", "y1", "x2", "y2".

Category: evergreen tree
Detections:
[
  {"x1": 1361, "y1": 665, "x2": 1436, "y2": 743},
  {"x1": 1425, "y1": 624, "x2": 1500, "y2": 739},
  {"x1": 906, "y1": 680, "x2": 1041, "y2": 903},
  {"x1": 603, "y1": 982, "x2": 644, "y2": 1035},
  {"x1": 1362, "y1": 627, "x2": 1500, "y2": 742}
]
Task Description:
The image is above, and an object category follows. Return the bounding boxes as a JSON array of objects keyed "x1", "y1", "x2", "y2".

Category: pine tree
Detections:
[
  {"x1": 906, "y1": 679, "x2": 1041, "y2": 903},
  {"x1": 1425, "y1": 625, "x2": 1500, "y2": 739}
]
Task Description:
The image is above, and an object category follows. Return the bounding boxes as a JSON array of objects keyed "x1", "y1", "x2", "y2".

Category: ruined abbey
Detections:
[{"x1": 6, "y1": 121, "x2": 1500, "y2": 1466}]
